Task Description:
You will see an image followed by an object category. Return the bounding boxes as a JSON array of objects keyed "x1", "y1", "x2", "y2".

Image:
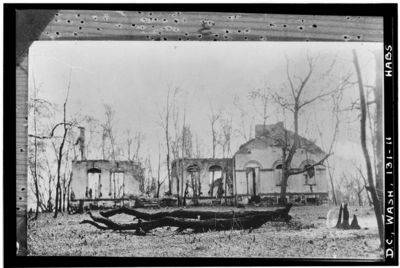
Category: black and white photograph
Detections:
[{"x1": 7, "y1": 5, "x2": 397, "y2": 265}]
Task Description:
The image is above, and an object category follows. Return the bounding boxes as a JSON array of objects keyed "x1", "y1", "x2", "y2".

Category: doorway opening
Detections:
[
  {"x1": 87, "y1": 168, "x2": 101, "y2": 199},
  {"x1": 208, "y1": 165, "x2": 222, "y2": 197},
  {"x1": 110, "y1": 171, "x2": 125, "y2": 199}
]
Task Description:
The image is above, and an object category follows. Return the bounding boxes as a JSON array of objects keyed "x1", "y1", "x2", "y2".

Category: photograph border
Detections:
[{"x1": 4, "y1": 3, "x2": 398, "y2": 267}]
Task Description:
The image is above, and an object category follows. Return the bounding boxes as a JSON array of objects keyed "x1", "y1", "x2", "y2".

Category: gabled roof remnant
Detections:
[{"x1": 236, "y1": 122, "x2": 325, "y2": 155}]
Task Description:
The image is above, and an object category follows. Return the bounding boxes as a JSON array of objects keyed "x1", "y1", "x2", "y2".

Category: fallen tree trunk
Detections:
[
  {"x1": 99, "y1": 205, "x2": 291, "y2": 221},
  {"x1": 81, "y1": 204, "x2": 293, "y2": 233}
]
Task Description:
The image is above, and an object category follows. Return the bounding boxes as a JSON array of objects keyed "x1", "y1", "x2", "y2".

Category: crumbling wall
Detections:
[
  {"x1": 234, "y1": 145, "x2": 328, "y2": 196},
  {"x1": 171, "y1": 158, "x2": 233, "y2": 198},
  {"x1": 71, "y1": 160, "x2": 143, "y2": 200}
]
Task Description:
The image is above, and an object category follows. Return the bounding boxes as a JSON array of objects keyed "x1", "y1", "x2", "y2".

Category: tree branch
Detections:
[
  {"x1": 298, "y1": 90, "x2": 333, "y2": 110},
  {"x1": 79, "y1": 220, "x2": 109, "y2": 230},
  {"x1": 28, "y1": 122, "x2": 75, "y2": 139},
  {"x1": 271, "y1": 93, "x2": 295, "y2": 113},
  {"x1": 285, "y1": 55, "x2": 296, "y2": 99},
  {"x1": 296, "y1": 57, "x2": 314, "y2": 99},
  {"x1": 288, "y1": 153, "x2": 332, "y2": 176}
]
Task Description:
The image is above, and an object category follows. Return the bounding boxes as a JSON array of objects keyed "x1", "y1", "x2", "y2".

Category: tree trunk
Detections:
[
  {"x1": 373, "y1": 50, "x2": 384, "y2": 213},
  {"x1": 341, "y1": 203, "x2": 350, "y2": 229},
  {"x1": 353, "y1": 50, "x2": 384, "y2": 247},
  {"x1": 156, "y1": 144, "x2": 161, "y2": 198},
  {"x1": 58, "y1": 187, "x2": 62, "y2": 212},
  {"x1": 335, "y1": 203, "x2": 343, "y2": 228},
  {"x1": 279, "y1": 170, "x2": 289, "y2": 204},
  {"x1": 210, "y1": 171, "x2": 215, "y2": 197},
  {"x1": 190, "y1": 174, "x2": 195, "y2": 205},
  {"x1": 326, "y1": 161, "x2": 337, "y2": 206},
  {"x1": 99, "y1": 205, "x2": 292, "y2": 221},
  {"x1": 33, "y1": 150, "x2": 40, "y2": 219},
  {"x1": 54, "y1": 180, "x2": 60, "y2": 218},
  {"x1": 62, "y1": 189, "x2": 66, "y2": 212},
  {"x1": 82, "y1": 205, "x2": 293, "y2": 233},
  {"x1": 67, "y1": 186, "x2": 70, "y2": 212},
  {"x1": 166, "y1": 142, "x2": 171, "y2": 194},
  {"x1": 165, "y1": 91, "x2": 172, "y2": 194},
  {"x1": 281, "y1": 111, "x2": 299, "y2": 205},
  {"x1": 32, "y1": 88, "x2": 40, "y2": 220},
  {"x1": 224, "y1": 170, "x2": 227, "y2": 205},
  {"x1": 183, "y1": 182, "x2": 189, "y2": 206},
  {"x1": 357, "y1": 166, "x2": 373, "y2": 206},
  {"x1": 54, "y1": 97, "x2": 69, "y2": 218},
  {"x1": 350, "y1": 215, "x2": 361, "y2": 229},
  {"x1": 357, "y1": 192, "x2": 363, "y2": 207}
]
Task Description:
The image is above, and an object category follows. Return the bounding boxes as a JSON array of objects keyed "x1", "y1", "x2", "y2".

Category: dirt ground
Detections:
[{"x1": 27, "y1": 205, "x2": 383, "y2": 259}]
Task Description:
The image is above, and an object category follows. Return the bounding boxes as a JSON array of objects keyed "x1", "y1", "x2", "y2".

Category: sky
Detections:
[{"x1": 28, "y1": 41, "x2": 382, "y2": 182}]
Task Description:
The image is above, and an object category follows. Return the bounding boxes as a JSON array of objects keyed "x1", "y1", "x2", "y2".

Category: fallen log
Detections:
[
  {"x1": 99, "y1": 204, "x2": 292, "y2": 221},
  {"x1": 81, "y1": 204, "x2": 293, "y2": 233}
]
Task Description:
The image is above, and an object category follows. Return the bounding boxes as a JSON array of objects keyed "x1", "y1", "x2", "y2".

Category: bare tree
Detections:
[
  {"x1": 61, "y1": 149, "x2": 70, "y2": 211},
  {"x1": 158, "y1": 86, "x2": 179, "y2": 194},
  {"x1": 101, "y1": 104, "x2": 117, "y2": 161},
  {"x1": 208, "y1": 105, "x2": 222, "y2": 158},
  {"x1": 43, "y1": 158, "x2": 55, "y2": 212},
  {"x1": 28, "y1": 75, "x2": 41, "y2": 219},
  {"x1": 208, "y1": 105, "x2": 221, "y2": 197},
  {"x1": 271, "y1": 55, "x2": 343, "y2": 204},
  {"x1": 372, "y1": 49, "x2": 384, "y2": 212},
  {"x1": 353, "y1": 50, "x2": 384, "y2": 247},
  {"x1": 101, "y1": 127, "x2": 107, "y2": 159},
  {"x1": 156, "y1": 143, "x2": 166, "y2": 198},
  {"x1": 28, "y1": 74, "x2": 57, "y2": 218},
  {"x1": 353, "y1": 173, "x2": 366, "y2": 207},
  {"x1": 249, "y1": 87, "x2": 270, "y2": 128},
  {"x1": 178, "y1": 105, "x2": 187, "y2": 206},
  {"x1": 132, "y1": 132, "x2": 143, "y2": 163},
  {"x1": 126, "y1": 129, "x2": 133, "y2": 161},
  {"x1": 314, "y1": 83, "x2": 346, "y2": 206},
  {"x1": 233, "y1": 95, "x2": 254, "y2": 143},
  {"x1": 53, "y1": 72, "x2": 72, "y2": 218},
  {"x1": 27, "y1": 72, "x2": 78, "y2": 218},
  {"x1": 181, "y1": 125, "x2": 193, "y2": 158},
  {"x1": 194, "y1": 134, "x2": 203, "y2": 158},
  {"x1": 61, "y1": 132, "x2": 76, "y2": 212},
  {"x1": 143, "y1": 155, "x2": 156, "y2": 195},
  {"x1": 219, "y1": 114, "x2": 233, "y2": 158},
  {"x1": 354, "y1": 164, "x2": 373, "y2": 206}
]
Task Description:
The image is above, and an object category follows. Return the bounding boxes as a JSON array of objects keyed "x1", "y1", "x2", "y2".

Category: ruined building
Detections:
[
  {"x1": 171, "y1": 158, "x2": 234, "y2": 203},
  {"x1": 70, "y1": 160, "x2": 144, "y2": 201},
  {"x1": 71, "y1": 122, "x2": 328, "y2": 205},
  {"x1": 70, "y1": 128, "x2": 144, "y2": 203},
  {"x1": 172, "y1": 122, "x2": 329, "y2": 204}
]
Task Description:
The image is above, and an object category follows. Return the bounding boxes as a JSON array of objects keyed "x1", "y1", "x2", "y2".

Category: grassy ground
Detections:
[{"x1": 27, "y1": 205, "x2": 383, "y2": 259}]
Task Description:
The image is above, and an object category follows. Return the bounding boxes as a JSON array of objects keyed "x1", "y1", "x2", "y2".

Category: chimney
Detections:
[
  {"x1": 79, "y1": 127, "x2": 86, "y2": 160},
  {"x1": 255, "y1": 122, "x2": 285, "y2": 138}
]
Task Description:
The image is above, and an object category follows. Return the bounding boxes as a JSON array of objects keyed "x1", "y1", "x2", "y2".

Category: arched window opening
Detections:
[
  {"x1": 110, "y1": 171, "x2": 125, "y2": 199},
  {"x1": 274, "y1": 164, "x2": 283, "y2": 186},
  {"x1": 245, "y1": 162, "x2": 261, "y2": 196},
  {"x1": 87, "y1": 168, "x2": 101, "y2": 199},
  {"x1": 208, "y1": 165, "x2": 222, "y2": 197},
  {"x1": 246, "y1": 168, "x2": 257, "y2": 196},
  {"x1": 304, "y1": 164, "x2": 316, "y2": 185},
  {"x1": 187, "y1": 164, "x2": 201, "y2": 197}
]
